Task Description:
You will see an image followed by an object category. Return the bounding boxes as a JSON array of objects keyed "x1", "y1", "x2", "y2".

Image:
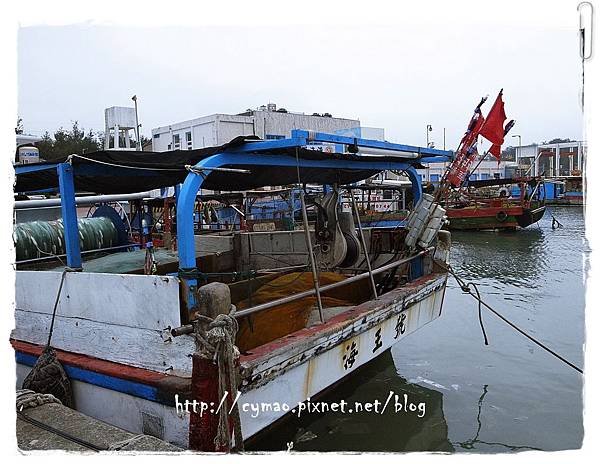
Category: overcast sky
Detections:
[{"x1": 18, "y1": 16, "x2": 583, "y2": 149}]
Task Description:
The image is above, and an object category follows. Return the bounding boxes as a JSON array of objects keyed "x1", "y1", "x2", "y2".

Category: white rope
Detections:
[
  {"x1": 68, "y1": 154, "x2": 184, "y2": 172},
  {"x1": 107, "y1": 434, "x2": 147, "y2": 451},
  {"x1": 185, "y1": 165, "x2": 251, "y2": 174}
]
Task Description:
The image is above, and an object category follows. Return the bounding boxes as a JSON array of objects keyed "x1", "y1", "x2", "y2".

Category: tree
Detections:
[
  {"x1": 139, "y1": 135, "x2": 152, "y2": 150},
  {"x1": 15, "y1": 118, "x2": 24, "y2": 134},
  {"x1": 501, "y1": 146, "x2": 516, "y2": 161},
  {"x1": 35, "y1": 122, "x2": 102, "y2": 161},
  {"x1": 541, "y1": 138, "x2": 572, "y2": 145},
  {"x1": 101, "y1": 131, "x2": 149, "y2": 150}
]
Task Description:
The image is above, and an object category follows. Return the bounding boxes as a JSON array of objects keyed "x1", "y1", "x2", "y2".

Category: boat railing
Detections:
[{"x1": 171, "y1": 246, "x2": 434, "y2": 337}]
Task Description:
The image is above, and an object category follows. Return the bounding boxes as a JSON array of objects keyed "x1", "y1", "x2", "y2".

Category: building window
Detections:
[
  {"x1": 173, "y1": 134, "x2": 181, "y2": 150},
  {"x1": 186, "y1": 131, "x2": 192, "y2": 150},
  {"x1": 493, "y1": 173, "x2": 501, "y2": 179},
  {"x1": 153, "y1": 133, "x2": 160, "y2": 138}
]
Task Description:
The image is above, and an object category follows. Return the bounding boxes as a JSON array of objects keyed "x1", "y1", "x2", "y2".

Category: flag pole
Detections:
[{"x1": 461, "y1": 119, "x2": 516, "y2": 188}]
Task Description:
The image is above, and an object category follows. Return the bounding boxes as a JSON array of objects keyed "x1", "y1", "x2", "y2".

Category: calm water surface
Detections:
[{"x1": 249, "y1": 206, "x2": 586, "y2": 452}]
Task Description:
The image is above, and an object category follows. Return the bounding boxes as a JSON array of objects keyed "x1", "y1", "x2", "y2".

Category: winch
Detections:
[
  {"x1": 13, "y1": 205, "x2": 129, "y2": 262},
  {"x1": 313, "y1": 188, "x2": 360, "y2": 269}
]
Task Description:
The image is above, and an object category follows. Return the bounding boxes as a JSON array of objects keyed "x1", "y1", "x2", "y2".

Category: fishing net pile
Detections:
[{"x1": 235, "y1": 272, "x2": 364, "y2": 351}]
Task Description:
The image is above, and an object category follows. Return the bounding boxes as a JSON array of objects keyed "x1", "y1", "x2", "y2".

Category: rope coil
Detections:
[
  {"x1": 192, "y1": 311, "x2": 244, "y2": 451},
  {"x1": 16, "y1": 389, "x2": 62, "y2": 411}
]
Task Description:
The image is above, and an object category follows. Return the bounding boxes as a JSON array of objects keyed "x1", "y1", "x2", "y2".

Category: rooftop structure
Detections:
[
  {"x1": 104, "y1": 106, "x2": 139, "y2": 150},
  {"x1": 151, "y1": 103, "x2": 363, "y2": 151},
  {"x1": 514, "y1": 140, "x2": 586, "y2": 177}
]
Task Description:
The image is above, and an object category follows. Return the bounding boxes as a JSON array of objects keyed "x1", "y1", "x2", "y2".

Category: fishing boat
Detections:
[
  {"x1": 433, "y1": 90, "x2": 549, "y2": 231},
  {"x1": 543, "y1": 175, "x2": 584, "y2": 206},
  {"x1": 327, "y1": 92, "x2": 547, "y2": 232},
  {"x1": 12, "y1": 130, "x2": 452, "y2": 451},
  {"x1": 443, "y1": 176, "x2": 546, "y2": 231}
]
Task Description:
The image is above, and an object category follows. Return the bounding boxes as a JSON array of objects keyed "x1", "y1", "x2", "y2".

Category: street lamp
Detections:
[
  {"x1": 132, "y1": 95, "x2": 142, "y2": 151},
  {"x1": 426, "y1": 124, "x2": 433, "y2": 148},
  {"x1": 512, "y1": 134, "x2": 522, "y2": 174}
]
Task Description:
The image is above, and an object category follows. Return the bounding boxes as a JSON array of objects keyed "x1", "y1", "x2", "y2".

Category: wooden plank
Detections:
[
  {"x1": 13, "y1": 310, "x2": 196, "y2": 375},
  {"x1": 15, "y1": 271, "x2": 181, "y2": 330}
]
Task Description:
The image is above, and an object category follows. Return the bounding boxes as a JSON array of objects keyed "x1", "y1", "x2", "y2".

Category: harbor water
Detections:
[{"x1": 249, "y1": 206, "x2": 586, "y2": 452}]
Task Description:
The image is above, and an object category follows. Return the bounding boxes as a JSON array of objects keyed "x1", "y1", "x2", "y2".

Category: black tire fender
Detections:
[{"x1": 496, "y1": 210, "x2": 508, "y2": 222}]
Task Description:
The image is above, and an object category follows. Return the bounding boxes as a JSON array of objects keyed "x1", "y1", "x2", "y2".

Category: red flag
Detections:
[
  {"x1": 479, "y1": 90, "x2": 506, "y2": 160},
  {"x1": 488, "y1": 143, "x2": 501, "y2": 158}
]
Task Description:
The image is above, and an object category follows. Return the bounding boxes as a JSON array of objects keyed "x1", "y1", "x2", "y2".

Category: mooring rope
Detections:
[
  {"x1": 16, "y1": 389, "x2": 62, "y2": 411},
  {"x1": 22, "y1": 268, "x2": 78, "y2": 408},
  {"x1": 443, "y1": 264, "x2": 583, "y2": 374},
  {"x1": 108, "y1": 434, "x2": 147, "y2": 451},
  {"x1": 16, "y1": 389, "x2": 104, "y2": 452},
  {"x1": 192, "y1": 311, "x2": 244, "y2": 451},
  {"x1": 47, "y1": 267, "x2": 76, "y2": 347}
]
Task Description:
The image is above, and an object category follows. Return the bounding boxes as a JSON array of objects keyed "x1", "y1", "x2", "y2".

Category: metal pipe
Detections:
[
  {"x1": 300, "y1": 190, "x2": 325, "y2": 323},
  {"x1": 356, "y1": 147, "x2": 420, "y2": 159},
  {"x1": 15, "y1": 243, "x2": 140, "y2": 265},
  {"x1": 234, "y1": 247, "x2": 431, "y2": 319},
  {"x1": 349, "y1": 189, "x2": 378, "y2": 300},
  {"x1": 171, "y1": 325, "x2": 194, "y2": 337},
  {"x1": 171, "y1": 247, "x2": 432, "y2": 336},
  {"x1": 14, "y1": 191, "x2": 155, "y2": 210}
]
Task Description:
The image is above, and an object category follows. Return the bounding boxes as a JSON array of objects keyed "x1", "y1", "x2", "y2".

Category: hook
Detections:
[{"x1": 578, "y1": 2, "x2": 593, "y2": 60}]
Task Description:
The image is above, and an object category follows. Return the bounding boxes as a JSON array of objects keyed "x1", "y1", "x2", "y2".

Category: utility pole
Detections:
[
  {"x1": 512, "y1": 134, "x2": 522, "y2": 175},
  {"x1": 426, "y1": 124, "x2": 432, "y2": 147},
  {"x1": 132, "y1": 95, "x2": 142, "y2": 151}
]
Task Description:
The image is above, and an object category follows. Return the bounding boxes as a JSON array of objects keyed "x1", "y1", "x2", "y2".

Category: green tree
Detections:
[
  {"x1": 541, "y1": 138, "x2": 572, "y2": 145},
  {"x1": 36, "y1": 122, "x2": 102, "y2": 161}
]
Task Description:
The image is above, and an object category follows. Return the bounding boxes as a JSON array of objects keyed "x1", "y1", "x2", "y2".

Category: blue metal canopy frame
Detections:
[
  {"x1": 13, "y1": 131, "x2": 451, "y2": 296},
  {"x1": 14, "y1": 162, "x2": 83, "y2": 269},
  {"x1": 175, "y1": 131, "x2": 451, "y2": 309}
]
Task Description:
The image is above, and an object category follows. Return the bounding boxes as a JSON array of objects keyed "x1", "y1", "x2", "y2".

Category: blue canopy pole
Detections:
[
  {"x1": 176, "y1": 151, "x2": 426, "y2": 312},
  {"x1": 57, "y1": 162, "x2": 82, "y2": 269},
  {"x1": 174, "y1": 183, "x2": 181, "y2": 205},
  {"x1": 404, "y1": 166, "x2": 422, "y2": 205}
]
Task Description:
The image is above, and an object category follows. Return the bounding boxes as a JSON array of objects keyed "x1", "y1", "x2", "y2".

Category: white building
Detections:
[
  {"x1": 418, "y1": 159, "x2": 514, "y2": 184},
  {"x1": 514, "y1": 141, "x2": 586, "y2": 177},
  {"x1": 151, "y1": 103, "x2": 362, "y2": 151}
]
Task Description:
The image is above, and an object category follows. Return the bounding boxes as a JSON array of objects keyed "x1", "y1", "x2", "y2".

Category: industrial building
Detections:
[
  {"x1": 513, "y1": 141, "x2": 586, "y2": 177},
  {"x1": 151, "y1": 103, "x2": 364, "y2": 151}
]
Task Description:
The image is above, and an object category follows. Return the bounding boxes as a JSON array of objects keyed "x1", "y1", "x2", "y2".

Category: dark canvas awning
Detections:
[{"x1": 14, "y1": 136, "x2": 426, "y2": 195}]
